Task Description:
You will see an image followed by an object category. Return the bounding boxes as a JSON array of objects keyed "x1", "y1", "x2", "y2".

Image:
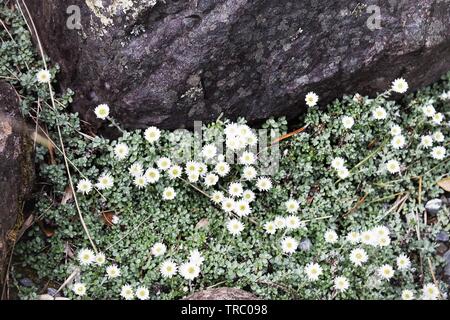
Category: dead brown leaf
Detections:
[
  {"x1": 195, "y1": 218, "x2": 209, "y2": 229},
  {"x1": 64, "y1": 242, "x2": 75, "y2": 259},
  {"x1": 101, "y1": 211, "x2": 115, "y2": 227},
  {"x1": 437, "y1": 177, "x2": 450, "y2": 192},
  {"x1": 61, "y1": 185, "x2": 74, "y2": 205}
]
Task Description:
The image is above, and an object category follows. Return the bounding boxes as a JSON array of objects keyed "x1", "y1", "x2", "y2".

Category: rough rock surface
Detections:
[
  {"x1": 0, "y1": 82, "x2": 34, "y2": 285},
  {"x1": 24, "y1": 0, "x2": 450, "y2": 129},
  {"x1": 183, "y1": 287, "x2": 259, "y2": 300}
]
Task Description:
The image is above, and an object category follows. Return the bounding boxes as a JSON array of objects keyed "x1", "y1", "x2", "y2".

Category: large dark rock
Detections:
[
  {"x1": 24, "y1": 0, "x2": 450, "y2": 129},
  {"x1": 183, "y1": 287, "x2": 259, "y2": 300},
  {"x1": 0, "y1": 82, "x2": 34, "y2": 287}
]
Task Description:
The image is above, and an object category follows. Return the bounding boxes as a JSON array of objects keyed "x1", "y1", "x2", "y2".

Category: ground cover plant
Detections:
[{"x1": 1, "y1": 2, "x2": 449, "y2": 300}]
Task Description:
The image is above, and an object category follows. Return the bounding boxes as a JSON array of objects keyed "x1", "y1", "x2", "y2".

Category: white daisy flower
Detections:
[
  {"x1": 342, "y1": 116, "x2": 355, "y2": 129},
  {"x1": 337, "y1": 167, "x2": 350, "y2": 179},
  {"x1": 135, "y1": 287, "x2": 150, "y2": 300},
  {"x1": 95, "y1": 252, "x2": 106, "y2": 265},
  {"x1": 167, "y1": 165, "x2": 182, "y2": 179},
  {"x1": 160, "y1": 260, "x2": 178, "y2": 278},
  {"x1": 227, "y1": 219, "x2": 244, "y2": 236},
  {"x1": 391, "y1": 135, "x2": 406, "y2": 149},
  {"x1": 133, "y1": 175, "x2": 147, "y2": 189},
  {"x1": 36, "y1": 69, "x2": 51, "y2": 83},
  {"x1": 274, "y1": 216, "x2": 286, "y2": 229},
  {"x1": 432, "y1": 112, "x2": 444, "y2": 125},
  {"x1": 304, "y1": 262, "x2": 323, "y2": 281},
  {"x1": 129, "y1": 162, "x2": 144, "y2": 177},
  {"x1": 373, "y1": 225, "x2": 390, "y2": 237},
  {"x1": 221, "y1": 197, "x2": 235, "y2": 212},
  {"x1": 386, "y1": 159, "x2": 401, "y2": 174},
  {"x1": 187, "y1": 172, "x2": 200, "y2": 183},
  {"x1": 242, "y1": 190, "x2": 255, "y2": 202},
  {"x1": 78, "y1": 248, "x2": 95, "y2": 266},
  {"x1": 96, "y1": 174, "x2": 114, "y2": 190},
  {"x1": 238, "y1": 124, "x2": 253, "y2": 139},
  {"x1": 114, "y1": 143, "x2": 129, "y2": 160},
  {"x1": 346, "y1": 231, "x2": 360, "y2": 244},
  {"x1": 179, "y1": 262, "x2": 201, "y2": 280},
  {"x1": 324, "y1": 230, "x2": 338, "y2": 244},
  {"x1": 224, "y1": 123, "x2": 239, "y2": 137},
  {"x1": 215, "y1": 161, "x2": 230, "y2": 177},
  {"x1": 233, "y1": 200, "x2": 251, "y2": 217},
  {"x1": 242, "y1": 166, "x2": 257, "y2": 180},
  {"x1": 246, "y1": 133, "x2": 258, "y2": 146},
  {"x1": 144, "y1": 126, "x2": 161, "y2": 143},
  {"x1": 264, "y1": 221, "x2": 277, "y2": 235},
  {"x1": 189, "y1": 249, "x2": 205, "y2": 266},
  {"x1": 106, "y1": 265, "x2": 121, "y2": 278},
  {"x1": 162, "y1": 187, "x2": 176, "y2": 200},
  {"x1": 77, "y1": 179, "x2": 92, "y2": 194},
  {"x1": 204, "y1": 173, "x2": 219, "y2": 187},
  {"x1": 237, "y1": 135, "x2": 249, "y2": 148},
  {"x1": 94, "y1": 104, "x2": 110, "y2": 120},
  {"x1": 285, "y1": 215, "x2": 301, "y2": 230},
  {"x1": 433, "y1": 131, "x2": 445, "y2": 143},
  {"x1": 185, "y1": 161, "x2": 199, "y2": 175},
  {"x1": 391, "y1": 78, "x2": 408, "y2": 93},
  {"x1": 422, "y1": 283, "x2": 440, "y2": 300},
  {"x1": 229, "y1": 182, "x2": 244, "y2": 197},
  {"x1": 331, "y1": 157, "x2": 346, "y2": 170},
  {"x1": 151, "y1": 242, "x2": 167, "y2": 257},
  {"x1": 285, "y1": 199, "x2": 299, "y2": 213},
  {"x1": 305, "y1": 92, "x2": 319, "y2": 107},
  {"x1": 239, "y1": 151, "x2": 256, "y2": 165},
  {"x1": 421, "y1": 135, "x2": 433, "y2": 148},
  {"x1": 157, "y1": 157, "x2": 172, "y2": 171},
  {"x1": 72, "y1": 283, "x2": 87, "y2": 296},
  {"x1": 376, "y1": 234, "x2": 391, "y2": 247},
  {"x1": 334, "y1": 276, "x2": 350, "y2": 292},
  {"x1": 349, "y1": 248, "x2": 368, "y2": 266},
  {"x1": 201, "y1": 144, "x2": 217, "y2": 159},
  {"x1": 378, "y1": 264, "x2": 394, "y2": 280},
  {"x1": 431, "y1": 146, "x2": 446, "y2": 160},
  {"x1": 422, "y1": 104, "x2": 436, "y2": 117},
  {"x1": 120, "y1": 284, "x2": 134, "y2": 300},
  {"x1": 396, "y1": 254, "x2": 411, "y2": 270},
  {"x1": 211, "y1": 191, "x2": 224, "y2": 204},
  {"x1": 390, "y1": 125, "x2": 402, "y2": 136},
  {"x1": 144, "y1": 168, "x2": 160, "y2": 184},
  {"x1": 372, "y1": 106, "x2": 387, "y2": 120},
  {"x1": 226, "y1": 138, "x2": 240, "y2": 151},
  {"x1": 360, "y1": 230, "x2": 377, "y2": 246},
  {"x1": 197, "y1": 163, "x2": 208, "y2": 176},
  {"x1": 401, "y1": 289, "x2": 415, "y2": 300},
  {"x1": 256, "y1": 177, "x2": 272, "y2": 191},
  {"x1": 281, "y1": 236, "x2": 298, "y2": 254}
]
